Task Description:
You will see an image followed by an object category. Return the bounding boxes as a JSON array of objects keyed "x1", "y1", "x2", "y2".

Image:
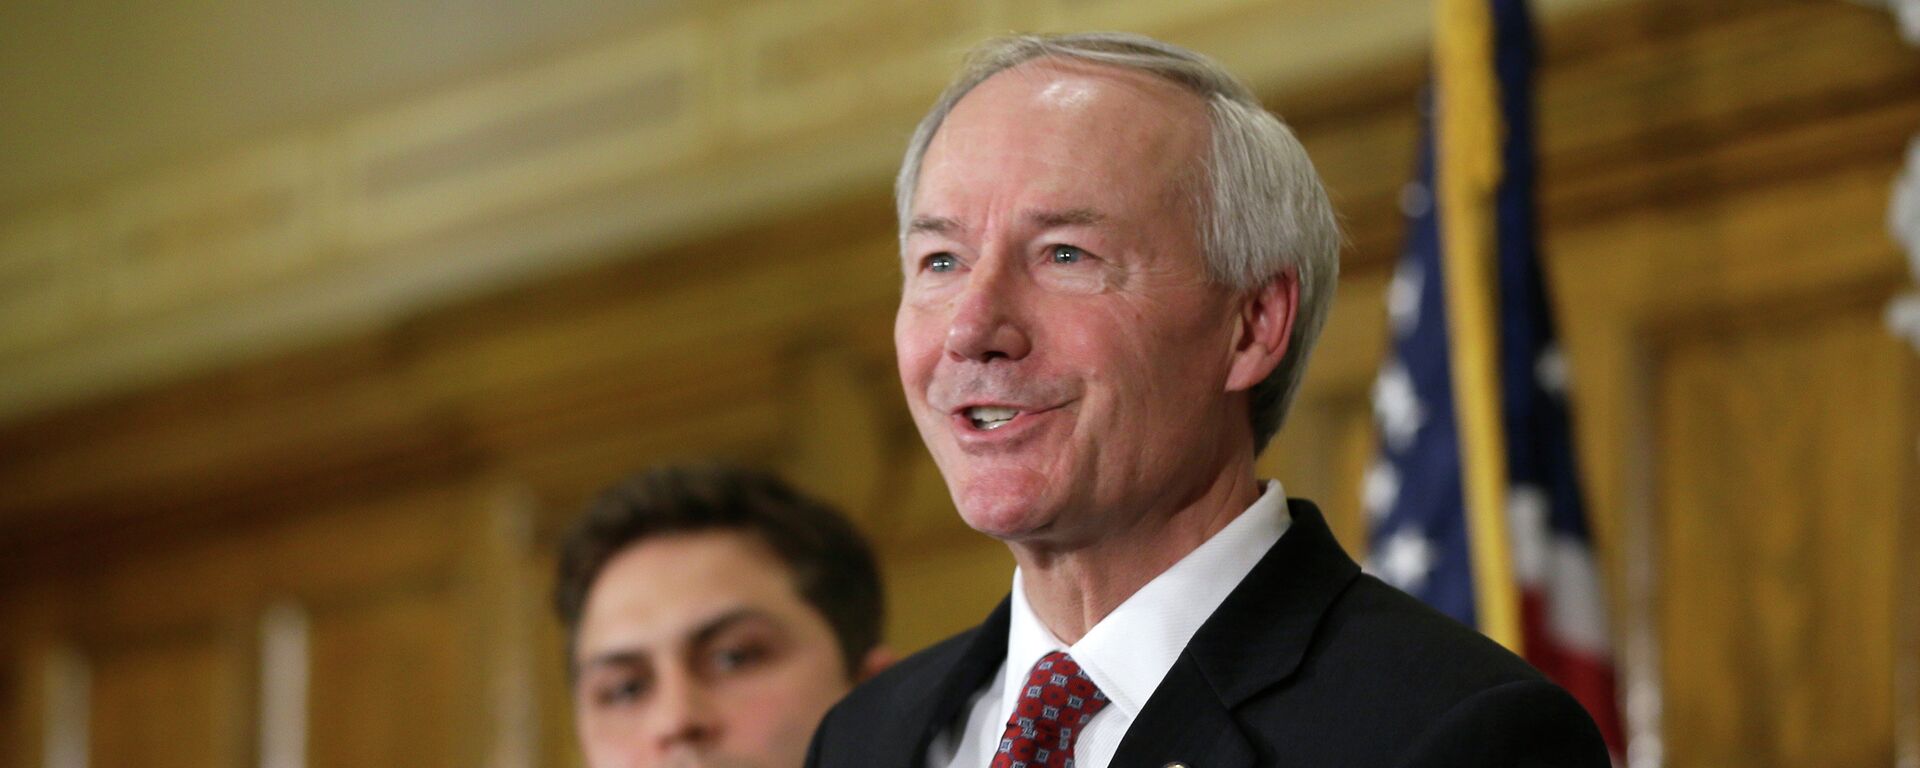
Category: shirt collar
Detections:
[{"x1": 1000, "y1": 480, "x2": 1292, "y2": 719}]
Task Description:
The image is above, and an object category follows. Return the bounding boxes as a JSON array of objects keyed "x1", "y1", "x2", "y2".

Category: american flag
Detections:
[{"x1": 1363, "y1": 0, "x2": 1625, "y2": 754}]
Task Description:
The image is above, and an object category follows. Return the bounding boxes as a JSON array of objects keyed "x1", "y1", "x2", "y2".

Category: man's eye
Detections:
[
  {"x1": 925, "y1": 253, "x2": 958, "y2": 273},
  {"x1": 1049, "y1": 245, "x2": 1086, "y2": 264},
  {"x1": 594, "y1": 677, "x2": 647, "y2": 707},
  {"x1": 711, "y1": 643, "x2": 770, "y2": 674}
]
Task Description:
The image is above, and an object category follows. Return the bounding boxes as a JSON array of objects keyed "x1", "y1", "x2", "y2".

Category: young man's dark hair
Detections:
[{"x1": 552, "y1": 464, "x2": 885, "y2": 677}]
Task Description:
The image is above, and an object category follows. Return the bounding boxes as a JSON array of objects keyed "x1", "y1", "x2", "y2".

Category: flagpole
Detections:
[{"x1": 1433, "y1": 0, "x2": 1524, "y2": 653}]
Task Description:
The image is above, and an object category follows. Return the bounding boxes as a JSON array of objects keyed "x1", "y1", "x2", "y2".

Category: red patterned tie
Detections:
[{"x1": 991, "y1": 651, "x2": 1110, "y2": 768}]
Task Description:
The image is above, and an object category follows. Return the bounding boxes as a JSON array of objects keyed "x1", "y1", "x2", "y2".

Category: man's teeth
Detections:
[{"x1": 965, "y1": 406, "x2": 1021, "y2": 430}]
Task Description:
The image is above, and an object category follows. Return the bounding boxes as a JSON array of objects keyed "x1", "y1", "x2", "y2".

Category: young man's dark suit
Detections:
[{"x1": 805, "y1": 500, "x2": 1609, "y2": 768}]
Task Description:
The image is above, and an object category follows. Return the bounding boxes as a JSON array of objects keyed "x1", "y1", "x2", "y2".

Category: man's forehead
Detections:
[
  {"x1": 978, "y1": 57, "x2": 1204, "y2": 109},
  {"x1": 908, "y1": 207, "x2": 1107, "y2": 237},
  {"x1": 912, "y1": 59, "x2": 1209, "y2": 214},
  {"x1": 1035, "y1": 76, "x2": 1102, "y2": 109},
  {"x1": 574, "y1": 533, "x2": 804, "y2": 647}
]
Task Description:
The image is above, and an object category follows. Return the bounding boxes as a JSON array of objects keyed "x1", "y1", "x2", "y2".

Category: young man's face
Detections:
[{"x1": 571, "y1": 531, "x2": 853, "y2": 768}]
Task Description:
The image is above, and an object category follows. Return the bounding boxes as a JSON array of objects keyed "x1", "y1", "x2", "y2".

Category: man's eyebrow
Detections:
[
  {"x1": 578, "y1": 649, "x2": 646, "y2": 672},
  {"x1": 574, "y1": 607, "x2": 780, "y2": 675},
  {"x1": 1028, "y1": 208, "x2": 1106, "y2": 228},
  {"x1": 907, "y1": 216, "x2": 962, "y2": 236},
  {"x1": 687, "y1": 607, "x2": 780, "y2": 649}
]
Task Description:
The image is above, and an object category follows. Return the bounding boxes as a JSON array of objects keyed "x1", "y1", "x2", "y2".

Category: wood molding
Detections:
[{"x1": 0, "y1": 0, "x2": 1630, "y2": 428}]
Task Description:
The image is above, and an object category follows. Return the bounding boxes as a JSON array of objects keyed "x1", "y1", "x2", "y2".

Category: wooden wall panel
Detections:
[
  {"x1": 883, "y1": 537, "x2": 1016, "y2": 653},
  {"x1": 1260, "y1": 386, "x2": 1378, "y2": 559},
  {"x1": 0, "y1": 484, "x2": 486, "y2": 768},
  {"x1": 1654, "y1": 295, "x2": 1911, "y2": 767},
  {"x1": 308, "y1": 586, "x2": 470, "y2": 768},
  {"x1": 532, "y1": 572, "x2": 585, "y2": 768},
  {"x1": 86, "y1": 631, "x2": 244, "y2": 768},
  {"x1": 0, "y1": 661, "x2": 15, "y2": 768}
]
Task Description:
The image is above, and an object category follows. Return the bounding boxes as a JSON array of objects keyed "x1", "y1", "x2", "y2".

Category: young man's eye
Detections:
[
  {"x1": 592, "y1": 676, "x2": 648, "y2": 707},
  {"x1": 924, "y1": 253, "x2": 958, "y2": 273},
  {"x1": 1049, "y1": 245, "x2": 1086, "y2": 264},
  {"x1": 710, "y1": 642, "x2": 771, "y2": 674}
]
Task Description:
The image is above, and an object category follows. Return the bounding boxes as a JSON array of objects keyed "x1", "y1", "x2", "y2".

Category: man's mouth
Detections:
[{"x1": 964, "y1": 405, "x2": 1022, "y2": 430}]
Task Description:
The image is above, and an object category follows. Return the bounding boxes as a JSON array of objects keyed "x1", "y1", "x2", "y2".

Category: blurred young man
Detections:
[{"x1": 554, "y1": 466, "x2": 889, "y2": 768}]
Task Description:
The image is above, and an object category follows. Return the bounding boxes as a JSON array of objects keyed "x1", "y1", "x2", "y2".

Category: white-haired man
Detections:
[{"x1": 807, "y1": 32, "x2": 1608, "y2": 768}]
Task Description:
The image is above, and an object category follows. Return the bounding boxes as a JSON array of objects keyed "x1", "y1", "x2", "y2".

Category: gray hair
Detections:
[{"x1": 896, "y1": 32, "x2": 1342, "y2": 451}]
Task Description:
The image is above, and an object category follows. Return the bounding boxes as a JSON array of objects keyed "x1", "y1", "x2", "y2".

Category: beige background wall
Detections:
[{"x1": 1, "y1": 1, "x2": 1917, "y2": 766}]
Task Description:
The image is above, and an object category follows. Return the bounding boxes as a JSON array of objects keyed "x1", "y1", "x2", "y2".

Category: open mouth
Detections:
[{"x1": 963, "y1": 405, "x2": 1021, "y2": 431}]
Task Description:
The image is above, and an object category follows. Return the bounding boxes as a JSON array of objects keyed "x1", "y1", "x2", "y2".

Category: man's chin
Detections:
[
  {"x1": 951, "y1": 481, "x2": 1056, "y2": 540},
  {"x1": 654, "y1": 752, "x2": 761, "y2": 768}
]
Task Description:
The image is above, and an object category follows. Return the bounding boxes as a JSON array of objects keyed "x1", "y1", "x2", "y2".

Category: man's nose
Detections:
[
  {"x1": 649, "y1": 671, "x2": 721, "y2": 754},
  {"x1": 945, "y1": 254, "x2": 1032, "y2": 362}
]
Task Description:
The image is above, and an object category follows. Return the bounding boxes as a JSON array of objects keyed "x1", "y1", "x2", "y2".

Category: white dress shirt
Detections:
[{"x1": 929, "y1": 480, "x2": 1292, "y2": 768}]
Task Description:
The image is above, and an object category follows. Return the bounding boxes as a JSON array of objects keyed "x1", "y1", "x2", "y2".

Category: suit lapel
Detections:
[
  {"x1": 901, "y1": 596, "x2": 1013, "y2": 761},
  {"x1": 1188, "y1": 499, "x2": 1361, "y2": 704},
  {"x1": 1109, "y1": 656, "x2": 1257, "y2": 768},
  {"x1": 1113, "y1": 499, "x2": 1361, "y2": 767}
]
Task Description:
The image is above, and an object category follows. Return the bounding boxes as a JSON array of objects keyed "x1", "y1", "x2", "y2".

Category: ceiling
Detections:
[
  {"x1": 0, "y1": 0, "x2": 1645, "y2": 428},
  {"x1": 0, "y1": 0, "x2": 678, "y2": 207}
]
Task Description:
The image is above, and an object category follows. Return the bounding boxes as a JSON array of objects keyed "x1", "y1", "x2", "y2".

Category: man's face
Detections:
[
  {"x1": 896, "y1": 60, "x2": 1251, "y2": 547},
  {"x1": 572, "y1": 531, "x2": 851, "y2": 768}
]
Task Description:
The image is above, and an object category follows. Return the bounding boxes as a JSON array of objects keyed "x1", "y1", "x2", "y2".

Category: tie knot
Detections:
[
  {"x1": 991, "y1": 651, "x2": 1108, "y2": 768},
  {"x1": 1020, "y1": 652, "x2": 1107, "y2": 719}
]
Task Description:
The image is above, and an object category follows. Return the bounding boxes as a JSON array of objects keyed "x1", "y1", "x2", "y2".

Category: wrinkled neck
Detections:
[{"x1": 1011, "y1": 464, "x2": 1262, "y2": 644}]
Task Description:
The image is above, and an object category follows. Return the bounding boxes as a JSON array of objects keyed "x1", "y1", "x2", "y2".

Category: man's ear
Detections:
[
  {"x1": 856, "y1": 645, "x2": 897, "y2": 682},
  {"x1": 1225, "y1": 268, "x2": 1299, "y2": 394}
]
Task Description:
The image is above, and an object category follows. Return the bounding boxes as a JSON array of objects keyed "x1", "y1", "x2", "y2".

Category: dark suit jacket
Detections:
[{"x1": 807, "y1": 499, "x2": 1610, "y2": 768}]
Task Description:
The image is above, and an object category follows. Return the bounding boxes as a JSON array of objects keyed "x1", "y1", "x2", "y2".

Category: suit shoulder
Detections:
[
  {"x1": 1231, "y1": 576, "x2": 1607, "y2": 765},
  {"x1": 839, "y1": 624, "x2": 982, "y2": 712},
  {"x1": 1314, "y1": 575, "x2": 1547, "y2": 697},
  {"x1": 1398, "y1": 678, "x2": 1612, "y2": 766},
  {"x1": 810, "y1": 623, "x2": 989, "y2": 768}
]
